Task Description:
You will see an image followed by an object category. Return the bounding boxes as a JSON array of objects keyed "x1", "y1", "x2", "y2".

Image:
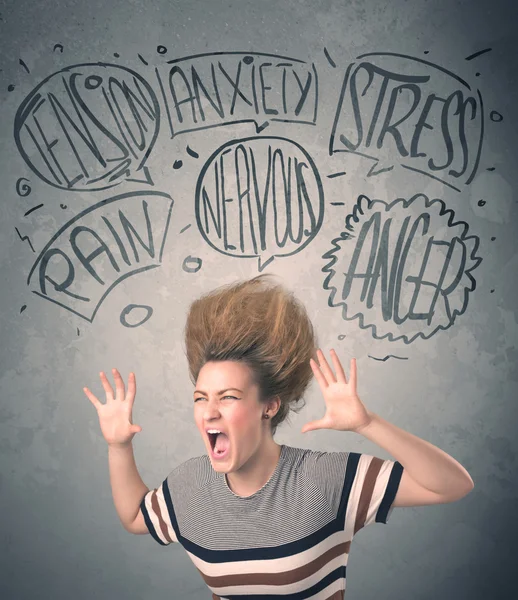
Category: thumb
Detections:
[
  {"x1": 131, "y1": 424, "x2": 142, "y2": 434},
  {"x1": 301, "y1": 421, "x2": 321, "y2": 434}
]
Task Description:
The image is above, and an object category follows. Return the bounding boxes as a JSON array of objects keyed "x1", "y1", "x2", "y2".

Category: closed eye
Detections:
[{"x1": 194, "y1": 395, "x2": 238, "y2": 402}]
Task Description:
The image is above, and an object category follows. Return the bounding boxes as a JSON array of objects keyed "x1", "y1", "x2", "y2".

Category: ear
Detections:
[{"x1": 268, "y1": 395, "x2": 282, "y2": 417}]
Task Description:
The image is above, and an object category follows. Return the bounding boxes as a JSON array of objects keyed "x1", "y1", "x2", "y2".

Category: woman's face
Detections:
[{"x1": 193, "y1": 360, "x2": 270, "y2": 473}]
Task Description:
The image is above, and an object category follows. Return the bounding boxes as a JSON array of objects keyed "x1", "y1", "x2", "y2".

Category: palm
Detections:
[
  {"x1": 98, "y1": 402, "x2": 134, "y2": 444},
  {"x1": 302, "y1": 349, "x2": 372, "y2": 433},
  {"x1": 84, "y1": 369, "x2": 141, "y2": 446}
]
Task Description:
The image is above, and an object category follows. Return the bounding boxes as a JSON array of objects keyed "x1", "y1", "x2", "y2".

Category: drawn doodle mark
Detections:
[
  {"x1": 19, "y1": 59, "x2": 30, "y2": 74},
  {"x1": 24, "y1": 204, "x2": 43, "y2": 216},
  {"x1": 16, "y1": 177, "x2": 31, "y2": 196},
  {"x1": 120, "y1": 304, "x2": 153, "y2": 328},
  {"x1": 183, "y1": 256, "x2": 202, "y2": 273}
]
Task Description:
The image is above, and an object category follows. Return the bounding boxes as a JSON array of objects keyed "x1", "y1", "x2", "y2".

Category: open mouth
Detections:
[
  {"x1": 207, "y1": 431, "x2": 230, "y2": 458},
  {"x1": 208, "y1": 432, "x2": 218, "y2": 450}
]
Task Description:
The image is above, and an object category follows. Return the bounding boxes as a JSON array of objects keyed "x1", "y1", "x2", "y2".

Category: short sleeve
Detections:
[
  {"x1": 342, "y1": 452, "x2": 404, "y2": 540},
  {"x1": 140, "y1": 475, "x2": 179, "y2": 546}
]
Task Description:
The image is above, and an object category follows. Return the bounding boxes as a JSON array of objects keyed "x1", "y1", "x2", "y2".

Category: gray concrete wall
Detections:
[{"x1": 1, "y1": 0, "x2": 516, "y2": 598}]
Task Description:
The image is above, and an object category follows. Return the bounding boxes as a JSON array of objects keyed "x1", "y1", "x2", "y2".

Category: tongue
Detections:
[{"x1": 214, "y1": 433, "x2": 229, "y2": 453}]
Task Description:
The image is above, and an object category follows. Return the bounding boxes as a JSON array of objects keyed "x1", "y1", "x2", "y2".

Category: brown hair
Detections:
[{"x1": 183, "y1": 274, "x2": 319, "y2": 436}]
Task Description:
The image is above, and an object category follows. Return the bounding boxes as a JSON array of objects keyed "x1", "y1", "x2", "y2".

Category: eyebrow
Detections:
[{"x1": 193, "y1": 388, "x2": 243, "y2": 395}]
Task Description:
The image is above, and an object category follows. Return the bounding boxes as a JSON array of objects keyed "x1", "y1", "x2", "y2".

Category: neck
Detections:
[{"x1": 226, "y1": 439, "x2": 282, "y2": 498}]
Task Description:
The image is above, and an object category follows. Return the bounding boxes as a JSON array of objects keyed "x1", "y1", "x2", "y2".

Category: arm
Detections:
[
  {"x1": 108, "y1": 442, "x2": 150, "y2": 532},
  {"x1": 356, "y1": 411, "x2": 474, "y2": 506}
]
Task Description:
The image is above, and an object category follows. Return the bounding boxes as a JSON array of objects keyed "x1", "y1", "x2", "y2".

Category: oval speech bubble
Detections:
[
  {"x1": 14, "y1": 62, "x2": 160, "y2": 192},
  {"x1": 195, "y1": 136, "x2": 324, "y2": 271}
]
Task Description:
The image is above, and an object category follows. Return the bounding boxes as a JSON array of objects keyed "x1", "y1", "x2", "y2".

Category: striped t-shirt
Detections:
[{"x1": 140, "y1": 444, "x2": 404, "y2": 600}]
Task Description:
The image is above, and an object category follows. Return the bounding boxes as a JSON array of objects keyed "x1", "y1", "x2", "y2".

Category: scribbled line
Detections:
[
  {"x1": 180, "y1": 224, "x2": 191, "y2": 233},
  {"x1": 323, "y1": 48, "x2": 336, "y2": 68},
  {"x1": 166, "y1": 50, "x2": 306, "y2": 65},
  {"x1": 20, "y1": 305, "x2": 27, "y2": 314},
  {"x1": 15, "y1": 227, "x2": 35, "y2": 252},
  {"x1": 186, "y1": 146, "x2": 199, "y2": 159},
  {"x1": 138, "y1": 54, "x2": 149, "y2": 65},
  {"x1": 401, "y1": 164, "x2": 461, "y2": 192},
  {"x1": 19, "y1": 59, "x2": 30, "y2": 74},
  {"x1": 53, "y1": 43, "x2": 64, "y2": 53},
  {"x1": 327, "y1": 172, "x2": 346, "y2": 179},
  {"x1": 368, "y1": 355, "x2": 408, "y2": 362},
  {"x1": 465, "y1": 48, "x2": 492, "y2": 61},
  {"x1": 330, "y1": 202, "x2": 345, "y2": 206},
  {"x1": 356, "y1": 52, "x2": 471, "y2": 90},
  {"x1": 24, "y1": 204, "x2": 44, "y2": 216}
]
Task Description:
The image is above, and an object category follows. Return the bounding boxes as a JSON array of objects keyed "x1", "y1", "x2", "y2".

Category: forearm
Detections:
[
  {"x1": 108, "y1": 443, "x2": 149, "y2": 529},
  {"x1": 356, "y1": 411, "x2": 474, "y2": 496}
]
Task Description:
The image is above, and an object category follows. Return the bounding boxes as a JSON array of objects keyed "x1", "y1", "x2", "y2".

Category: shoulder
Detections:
[
  {"x1": 283, "y1": 445, "x2": 351, "y2": 484},
  {"x1": 164, "y1": 454, "x2": 216, "y2": 492}
]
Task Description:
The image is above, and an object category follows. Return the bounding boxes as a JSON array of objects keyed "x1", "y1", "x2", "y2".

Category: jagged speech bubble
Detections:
[{"x1": 322, "y1": 193, "x2": 482, "y2": 343}]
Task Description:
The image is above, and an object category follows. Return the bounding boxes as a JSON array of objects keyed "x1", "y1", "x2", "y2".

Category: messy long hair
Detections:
[{"x1": 184, "y1": 274, "x2": 318, "y2": 436}]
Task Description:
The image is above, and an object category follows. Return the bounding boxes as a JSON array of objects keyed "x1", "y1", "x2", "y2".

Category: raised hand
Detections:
[
  {"x1": 84, "y1": 369, "x2": 142, "y2": 447},
  {"x1": 302, "y1": 349, "x2": 373, "y2": 434}
]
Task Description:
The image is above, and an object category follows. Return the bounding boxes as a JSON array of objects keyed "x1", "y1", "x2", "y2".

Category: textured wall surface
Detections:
[{"x1": 1, "y1": 0, "x2": 517, "y2": 598}]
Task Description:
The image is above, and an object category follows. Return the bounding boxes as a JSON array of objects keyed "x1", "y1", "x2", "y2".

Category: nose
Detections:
[{"x1": 202, "y1": 398, "x2": 222, "y2": 421}]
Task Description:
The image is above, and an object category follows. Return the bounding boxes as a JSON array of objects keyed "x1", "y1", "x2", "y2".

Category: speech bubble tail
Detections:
[
  {"x1": 367, "y1": 161, "x2": 395, "y2": 178},
  {"x1": 258, "y1": 255, "x2": 275, "y2": 272},
  {"x1": 126, "y1": 165, "x2": 154, "y2": 186},
  {"x1": 255, "y1": 121, "x2": 270, "y2": 134}
]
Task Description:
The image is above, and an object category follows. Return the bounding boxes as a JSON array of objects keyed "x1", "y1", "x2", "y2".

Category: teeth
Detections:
[{"x1": 207, "y1": 430, "x2": 221, "y2": 434}]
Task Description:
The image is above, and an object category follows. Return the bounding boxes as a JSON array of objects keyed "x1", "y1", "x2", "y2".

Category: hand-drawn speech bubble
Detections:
[
  {"x1": 329, "y1": 53, "x2": 484, "y2": 192},
  {"x1": 26, "y1": 190, "x2": 173, "y2": 322},
  {"x1": 155, "y1": 52, "x2": 318, "y2": 137},
  {"x1": 195, "y1": 136, "x2": 324, "y2": 272},
  {"x1": 14, "y1": 63, "x2": 160, "y2": 191},
  {"x1": 322, "y1": 193, "x2": 482, "y2": 343}
]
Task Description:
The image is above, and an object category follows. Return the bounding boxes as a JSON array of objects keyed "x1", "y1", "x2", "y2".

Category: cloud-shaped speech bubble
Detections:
[
  {"x1": 14, "y1": 63, "x2": 160, "y2": 191},
  {"x1": 322, "y1": 193, "x2": 482, "y2": 343},
  {"x1": 195, "y1": 136, "x2": 324, "y2": 271}
]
